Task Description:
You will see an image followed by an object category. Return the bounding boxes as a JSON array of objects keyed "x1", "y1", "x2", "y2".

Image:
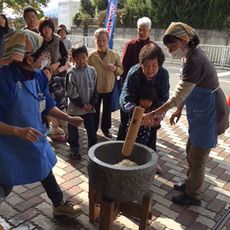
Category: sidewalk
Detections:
[{"x1": 0, "y1": 110, "x2": 230, "y2": 230}]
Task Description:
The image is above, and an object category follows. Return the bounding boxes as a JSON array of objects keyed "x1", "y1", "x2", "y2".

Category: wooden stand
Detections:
[{"x1": 89, "y1": 181, "x2": 153, "y2": 230}]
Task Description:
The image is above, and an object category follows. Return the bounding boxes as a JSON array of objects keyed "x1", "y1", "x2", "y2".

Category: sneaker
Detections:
[
  {"x1": 174, "y1": 183, "x2": 186, "y2": 192},
  {"x1": 102, "y1": 130, "x2": 112, "y2": 138},
  {"x1": 70, "y1": 147, "x2": 81, "y2": 160},
  {"x1": 172, "y1": 193, "x2": 201, "y2": 206},
  {"x1": 71, "y1": 152, "x2": 81, "y2": 160},
  {"x1": 51, "y1": 133, "x2": 66, "y2": 142},
  {"x1": 156, "y1": 163, "x2": 162, "y2": 175},
  {"x1": 53, "y1": 201, "x2": 82, "y2": 217},
  {"x1": 51, "y1": 127, "x2": 66, "y2": 142}
]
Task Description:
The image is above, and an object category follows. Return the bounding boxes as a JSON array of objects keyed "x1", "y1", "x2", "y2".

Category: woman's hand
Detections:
[
  {"x1": 106, "y1": 63, "x2": 116, "y2": 72},
  {"x1": 50, "y1": 62, "x2": 60, "y2": 72},
  {"x1": 68, "y1": 116, "x2": 83, "y2": 127},
  {"x1": 15, "y1": 127, "x2": 43, "y2": 142},
  {"x1": 142, "y1": 111, "x2": 157, "y2": 127}
]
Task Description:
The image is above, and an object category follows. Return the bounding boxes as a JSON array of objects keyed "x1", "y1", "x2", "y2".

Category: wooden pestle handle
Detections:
[{"x1": 122, "y1": 106, "x2": 145, "y2": 156}]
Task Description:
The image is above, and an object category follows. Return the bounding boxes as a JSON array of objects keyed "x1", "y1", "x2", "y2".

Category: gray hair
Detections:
[
  {"x1": 137, "y1": 17, "x2": 152, "y2": 29},
  {"x1": 94, "y1": 28, "x2": 109, "y2": 39}
]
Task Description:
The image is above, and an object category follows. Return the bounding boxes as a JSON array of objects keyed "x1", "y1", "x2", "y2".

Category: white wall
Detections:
[{"x1": 58, "y1": 0, "x2": 80, "y2": 29}]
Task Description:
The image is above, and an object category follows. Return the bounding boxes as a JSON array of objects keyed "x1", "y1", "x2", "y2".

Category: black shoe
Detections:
[
  {"x1": 70, "y1": 147, "x2": 81, "y2": 160},
  {"x1": 172, "y1": 193, "x2": 201, "y2": 206},
  {"x1": 156, "y1": 163, "x2": 162, "y2": 175},
  {"x1": 174, "y1": 183, "x2": 186, "y2": 192},
  {"x1": 103, "y1": 131, "x2": 112, "y2": 138},
  {"x1": 71, "y1": 152, "x2": 81, "y2": 160}
]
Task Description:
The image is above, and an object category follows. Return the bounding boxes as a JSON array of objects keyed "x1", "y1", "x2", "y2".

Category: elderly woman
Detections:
[
  {"x1": 88, "y1": 28, "x2": 123, "y2": 138},
  {"x1": 0, "y1": 30, "x2": 83, "y2": 217},
  {"x1": 120, "y1": 43, "x2": 170, "y2": 174},
  {"x1": 117, "y1": 16, "x2": 155, "y2": 140},
  {"x1": 143, "y1": 22, "x2": 229, "y2": 206}
]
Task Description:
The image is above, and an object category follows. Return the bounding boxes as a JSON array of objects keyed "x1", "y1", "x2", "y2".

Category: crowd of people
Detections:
[{"x1": 0, "y1": 6, "x2": 229, "y2": 224}]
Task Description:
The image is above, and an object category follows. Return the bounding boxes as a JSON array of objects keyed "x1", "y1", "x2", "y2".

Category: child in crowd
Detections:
[
  {"x1": 48, "y1": 74, "x2": 68, "y2": 141},
  {"x1": 57, "y1": 24, "x2": 72, "y2": 51},
  {"x1": 42, "y1": 66, "x2": 68, "y2": 141},
  {"x1": 66, "y1": 45, "x2": 98, "y2": 159},
  {"x1": 38, "y1": 18, "x2": 69, "y2": 142},
  {"x1": 125, "y1": 87, "x2": 159, "y2": 146}
]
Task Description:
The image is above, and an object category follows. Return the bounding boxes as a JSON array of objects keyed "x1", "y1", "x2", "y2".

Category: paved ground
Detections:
[{"x1": 0, "y1": 110, "x2": 230, "y2": 230}]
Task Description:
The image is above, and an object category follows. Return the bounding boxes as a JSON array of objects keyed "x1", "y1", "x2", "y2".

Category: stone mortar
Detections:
[{"x1": 88, "y1": 141, "x2": 157, "y2": 202}]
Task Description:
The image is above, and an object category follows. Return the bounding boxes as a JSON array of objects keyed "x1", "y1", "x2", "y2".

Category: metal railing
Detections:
[{"x1": 68, "y1": 35, "x2": 230, "y2": 69}]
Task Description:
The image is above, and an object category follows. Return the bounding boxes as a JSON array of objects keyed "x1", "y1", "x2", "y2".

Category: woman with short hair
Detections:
[
  {"x1": 120, "y1": 43, "x2": 170, "y2": 174},
  {"x1": 88, "y1": 28, "x2": 123, "y2": 138}
]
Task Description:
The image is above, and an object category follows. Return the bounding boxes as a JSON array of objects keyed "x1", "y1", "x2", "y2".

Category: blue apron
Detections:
[
  {"x1": 186, "y1": 87, "x2": 217, "y2": 148},
  {"x1": 0, "y1": 79, "x2": 57, "y2": 186}
]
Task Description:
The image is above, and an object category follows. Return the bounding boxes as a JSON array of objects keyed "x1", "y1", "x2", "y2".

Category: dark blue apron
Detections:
[
  {"x1": 0, "y1": 79, "x2": 57, "y2": 186},
  {"x1": 186, "y1": 87, "x2": 217, "y2": 148}
]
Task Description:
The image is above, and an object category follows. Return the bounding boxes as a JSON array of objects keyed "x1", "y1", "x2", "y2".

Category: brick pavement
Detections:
[{"x1": 0, "y1": 110, "x2": 230, "y2": 230}]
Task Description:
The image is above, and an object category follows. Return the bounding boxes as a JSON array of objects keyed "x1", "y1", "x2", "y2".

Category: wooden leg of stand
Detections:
[
  {"x1": 99, "y1": 197, "x2": 114, "y2": 230},
  {"x1": 139, "y1": 192, "x2": 153, "y2": 230},
  {"x1": 89, "y1": 182, "x2": 98, "y2": 222}
]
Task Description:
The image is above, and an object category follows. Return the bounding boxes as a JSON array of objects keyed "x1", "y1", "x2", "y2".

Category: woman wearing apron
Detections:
[
  {"x1": 0, "y1": 30, "x2": 83, "y2": 217},
  {"x1": 143, "y1": 22, "x2": 229, "y2": 206}
]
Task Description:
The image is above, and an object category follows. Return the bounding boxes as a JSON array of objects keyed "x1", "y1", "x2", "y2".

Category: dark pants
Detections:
[
  {"x1": 185, "y1": 139, "x2": 211, "y2": 198},
  {"x1": 117, "y1": 108, "x2": 158, "y2": 151},
  {"x1": 68, "y1": 113, "x2": 97, "y2": 148},
  {"x1": 41, "y1": 171, "x2": 63, "y2": 207},
  {"x1": 0, "y1": 171, "x2": 63, "y2": 207},
  {"x1": 117, "y1": 109, "x2": 130, "y2": 140},
  {"x1": 94, "y1": 92, "x2": 112, "y2": 133},
  {"x1": 146, "y1": 127, "x2": 157, "y2": 152}
]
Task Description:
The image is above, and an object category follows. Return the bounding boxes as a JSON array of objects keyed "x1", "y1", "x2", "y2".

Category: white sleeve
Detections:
[{"x1": 167, "y1": 80, "x2": 196, "y2": 108}]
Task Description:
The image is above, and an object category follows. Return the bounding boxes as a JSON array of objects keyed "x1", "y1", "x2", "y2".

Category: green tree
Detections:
[
  {"x1": 92, "y1": 0, "x2": 125, "y2": 11},
  {"x1": 204, "y1": 0, "x2": 230, "y2": 29},
  {"x1": 81, "y1": 0, "x2": 95, "y2": 16},
  {"x1": 0, "y1": 0, "x2": 50, "y2": 15},
  {"x1": 73, "y1": 0, "x2": 95, "y2": 26},
  {"x1": 73, "y1": 0, "x2": 96, "y2": 36},
  {"x1": 150, "y1": 0, "x2": 230, "y2": 29},
  {"x1": 93, "y1": 0, "x2": 107, "y2": 11},
  {"x1": 121, "y1": 0, "x2": 152, "y2": 27}
]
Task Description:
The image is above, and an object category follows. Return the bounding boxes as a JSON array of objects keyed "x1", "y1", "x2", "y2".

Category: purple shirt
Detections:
[{"x1": 121, "y1": 37, "x2": 153, "y2": 82}]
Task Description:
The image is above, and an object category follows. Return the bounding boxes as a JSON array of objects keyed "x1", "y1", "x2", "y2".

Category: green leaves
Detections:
[
  {"x1": 0, "y1": 0, "x2": 50, "y2": 15},
  {"x1": 150, "y1": 0, "x2": 230, "y2": 29}
]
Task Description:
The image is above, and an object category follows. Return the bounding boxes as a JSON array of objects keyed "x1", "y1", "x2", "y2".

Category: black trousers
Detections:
[
  {"x1": 117, "y1": 108, "x2": 158, "y2": 152},
  {"x1": 0, "y1": 171, "x2": 63, "y2": 207},
  {"x1": 94, "y1": 92, "x2": 113, "y2": 133},
  {"x1": 117, "y1": 109, "x2": 129, "y2": 140}
]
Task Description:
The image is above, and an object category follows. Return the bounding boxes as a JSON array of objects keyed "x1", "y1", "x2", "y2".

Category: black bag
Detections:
[{"x1": 49, "y1": 75, "x2": 67, "y2": 110}]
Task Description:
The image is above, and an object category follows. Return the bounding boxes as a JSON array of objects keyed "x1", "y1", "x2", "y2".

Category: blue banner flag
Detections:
[
  {"x1": 105, "y1": 0, "x2": 120, "y2": 111},
  {"x1": 105, "y1": 0, "x2": 118, "y2": 49}
]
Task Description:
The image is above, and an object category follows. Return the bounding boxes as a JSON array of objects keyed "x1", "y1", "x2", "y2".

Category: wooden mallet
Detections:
[{"x1": 122, "y1": 106, "x2": 145, "y2": 156}]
